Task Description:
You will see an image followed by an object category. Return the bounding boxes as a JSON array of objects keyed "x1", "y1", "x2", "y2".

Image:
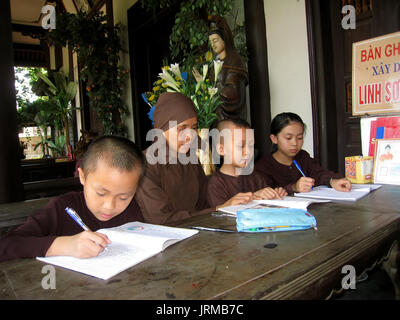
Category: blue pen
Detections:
[
  {"x1": 65, "y1": 207, "x2": 90, "y2": 231},
  {"x1": 65, "y1": 207, "x2": 109, "y2": 252},
  {"x1": 292, "y1": 160, "x2": 306, "y2": 177},
  {"x1": 292, "y1": 160, "x2": 313, "y2": 189}
]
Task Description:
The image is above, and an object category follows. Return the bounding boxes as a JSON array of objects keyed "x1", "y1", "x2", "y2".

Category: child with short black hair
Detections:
[
  {"x1": 0, "y1": 136, "x2": 145, "y2": 261},
  {"x1": 255, "y1": 112, "x2": 351, "y2": 194},
  {"x1": 207, "y1": 118, "x2": 287, "y2": 208}
]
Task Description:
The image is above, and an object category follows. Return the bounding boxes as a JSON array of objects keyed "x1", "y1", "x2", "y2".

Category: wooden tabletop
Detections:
[{"x1": 1, "y1": 185, "x2": 399, "y2": 300}]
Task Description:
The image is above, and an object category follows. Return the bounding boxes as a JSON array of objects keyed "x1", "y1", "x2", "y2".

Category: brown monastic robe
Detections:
[
  {"x1": 135, "y1": 147, "x2": 214, "y2": 225},
  {"x1": 0, "y1": 191, "x2": 143, "y2": 261},
  {"x1": 255, "y1": 149, "x2": 343, "y2": 194},
  {"x1": 207, "y1": 170, "x2": 268, "y2": 208}
]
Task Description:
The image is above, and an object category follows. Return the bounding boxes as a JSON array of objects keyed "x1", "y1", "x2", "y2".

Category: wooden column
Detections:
[
  {"x1": 0, "y1": 0, "x2": 24, "y2": 203},
  {"x1": 244, "y1": 0, "x2": 272, "y2": 157}
]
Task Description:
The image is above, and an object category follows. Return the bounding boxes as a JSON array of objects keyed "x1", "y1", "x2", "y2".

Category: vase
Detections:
[{"x1": 197, "y1": 128, "x2": 216, "y2": 176}]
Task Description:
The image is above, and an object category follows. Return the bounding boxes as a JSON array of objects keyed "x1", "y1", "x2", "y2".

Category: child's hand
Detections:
[
  {"x1": 46, "y1": 231, "x2": 111, "y2": 259},
  {"x1": 68, "y1": 231, "x2": 111, "y2": 258},
  {"x1": 294, "y1": 177, "x2": 315, "y2": 193},
  {"x1": 275, "y1": 187, "x2": 288, "y2": 198},
  {"x1": 330, "y1": 178, "x2": 352, "y2": 192},
  {"x1": 217, "y1": 192, "x2": 253, "y2": 209},
  {"x1": 253, "y1": 187, "x2": 283, "y2": 200}
]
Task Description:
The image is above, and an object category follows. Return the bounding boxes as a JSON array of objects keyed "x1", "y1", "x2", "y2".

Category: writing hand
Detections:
[
  {"x1": 294, "y1": 177, "x2": 315, "y2": 193},
  {"x1": 46, "y1": 231, "x2": 111, "y2": 259}
]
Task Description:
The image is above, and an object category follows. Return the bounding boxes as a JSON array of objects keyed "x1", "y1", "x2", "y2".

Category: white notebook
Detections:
[
  {"x1": 37, "y1": 222, "x2": 198, "y2": 280},
  {"x1": 294, "y1": 185, "x2": 381, "y2": 201},
  {"x1": 218, "y1": 196, "x2": 330, "y2": 216}
]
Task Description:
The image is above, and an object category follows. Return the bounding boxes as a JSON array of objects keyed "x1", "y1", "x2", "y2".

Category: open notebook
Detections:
[
  {"x1": 294, "y1": 184, "x2": 382, "y2": 201},
  {"x1": 218, "y1": 196, "x2": 330, "y2": 217},
  {"x1": 37, "y1": 222, "x2": 198, "y2": 280}
]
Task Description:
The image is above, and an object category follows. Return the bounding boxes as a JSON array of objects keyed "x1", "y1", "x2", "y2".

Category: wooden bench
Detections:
[
  {"x1": 23, "y1": 176, "x2": 82, "y2": 200},
  {"x1": 0, "y1": 198, "x2": 51, "y2": 236},
  {"x1": 0, "y1": 177, "x2": 82, "y2": 236}
]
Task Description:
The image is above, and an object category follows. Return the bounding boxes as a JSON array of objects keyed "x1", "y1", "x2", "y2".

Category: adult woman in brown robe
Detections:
[{"x1": 134, "y1": 92, "x2": 215, "y2": 224}]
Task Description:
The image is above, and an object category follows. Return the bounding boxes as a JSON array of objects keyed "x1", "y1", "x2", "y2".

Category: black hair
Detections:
[
  {"x1": 216, "y1": 118, "x2": 251, "y2": 131},
  {"x1": 80, "y1": 135, "x2": 144, "y2": 177},
  {"x1": 385, "y1": 145, "x2": 391, "y2": 149},
  {"x1": 212, "y1": 118, "x2": 252, "y2": 167},
  {"x1": 270, "y1": 112, "x2": 306, "y2": 153},
  {"x1": 270, "y1": 112, "x2": 306, "y2": 135}
]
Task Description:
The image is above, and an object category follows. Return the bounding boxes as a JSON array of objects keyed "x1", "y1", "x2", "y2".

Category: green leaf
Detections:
[
  {"x1": 65, "y1": 82, "x2": 77, "y2": 101},
  {"x1": 53, "y1": 72, "x2": 67, "y2": 92},
  {"x1": 37, "y1": 73, "x2": 57, "y2": 93}
]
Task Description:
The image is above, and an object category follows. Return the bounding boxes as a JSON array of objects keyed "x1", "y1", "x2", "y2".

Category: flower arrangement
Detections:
[
  {"x1": 142, "y1": 54, "x2": 223, "y2": 129},
  {"x1": 142, "y1": 64, "x2": 189, "y2": 125}
]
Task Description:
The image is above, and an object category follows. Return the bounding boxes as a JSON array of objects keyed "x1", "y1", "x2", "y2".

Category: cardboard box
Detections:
[{"x1": 345, "y1": 156, "x2": 373, "y2": 183}]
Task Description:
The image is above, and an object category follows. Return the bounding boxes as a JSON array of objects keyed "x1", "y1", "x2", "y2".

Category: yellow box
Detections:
[{"x1": 345, "y1": 156, "x2": 373, "y2": 183}]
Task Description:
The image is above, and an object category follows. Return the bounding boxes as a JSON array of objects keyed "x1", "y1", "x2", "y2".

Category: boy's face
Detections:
[
  {"x1": 163, "y1": 117, "x2": 198, "y2": 154},
  {"x1": 270, "y1": 121, "x2": 304, "y2": 159},
  {"x1": 78, "y1": 158, "x2": 141, "y2": 221},
  {"x1": 219, "y1": 126, "x2": 254, "y2": 168}
]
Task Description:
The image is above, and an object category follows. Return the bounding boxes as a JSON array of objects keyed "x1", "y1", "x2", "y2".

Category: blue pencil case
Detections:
[{"x1": 236, "y1": 208, "x2": 317, "y2": 232}]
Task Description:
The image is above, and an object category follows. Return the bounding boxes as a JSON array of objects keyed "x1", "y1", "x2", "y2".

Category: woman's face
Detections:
[
  {"x1": 163, "y1": 117, "x2": 198, "y2": 154},
  {"x1": 209, "y1": 33, "x2": 226, "y2": 57}
]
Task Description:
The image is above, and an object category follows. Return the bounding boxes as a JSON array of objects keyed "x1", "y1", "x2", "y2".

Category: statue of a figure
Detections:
[{"x1": 195, "y1": 15, "x2": 248, "y2": 121}]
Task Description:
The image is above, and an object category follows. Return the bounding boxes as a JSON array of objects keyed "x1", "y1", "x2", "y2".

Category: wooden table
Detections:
[{"x1": 1, "y1": 185, "x2": 399, "y2": 300}]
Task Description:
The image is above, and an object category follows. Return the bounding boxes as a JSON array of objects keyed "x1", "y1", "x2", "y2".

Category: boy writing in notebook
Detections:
[
  {"x1": 0, "y1": 136, "x2": 144, "y2": 261},
  {"x1": 207, "y1": 119, "x2": 287, "y2": 208}
]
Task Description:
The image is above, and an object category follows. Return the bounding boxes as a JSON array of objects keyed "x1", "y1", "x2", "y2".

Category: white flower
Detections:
[
  {"x1": 158, "y1": 69, "x2": 180, "y2": 92},
  {"x1": 191, "y1": 95, "x2": 199, "y2": 110},
  {"x1": 169, "y1": 63, "x2": 181, "y2": 78},
  {"x1": 202, "y1": 64, "x2": 208, "y2": 82},
  {"x1": 213, "y1": 60, "x2": 224, "y2": 83},
  {"x1": 208, "y1": 87, "x2": 218, "y2": 98},
  {"x1": 164, "y1": 81, "x2": 180, "y2": 92}
]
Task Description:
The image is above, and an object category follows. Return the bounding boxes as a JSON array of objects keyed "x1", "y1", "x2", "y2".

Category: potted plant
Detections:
[{"x1": 34, "y1": 70, "x2": 77, "y2": 159}]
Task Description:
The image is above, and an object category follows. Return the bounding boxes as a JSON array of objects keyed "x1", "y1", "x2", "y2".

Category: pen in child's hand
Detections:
[
  {"x1": 292, "y1": 160, "x2": 313, "y2": 190},
  {"x1": 65, "y1": 207, "x2": 108, "y2": 251},
  {"x1": 65, "y1": 207, "x2": 90, "y2": 231}
]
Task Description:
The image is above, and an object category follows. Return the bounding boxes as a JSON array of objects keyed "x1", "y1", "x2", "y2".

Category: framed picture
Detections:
[{"x1": 373, "y1": 139, "x2": 400, "y2": 185}]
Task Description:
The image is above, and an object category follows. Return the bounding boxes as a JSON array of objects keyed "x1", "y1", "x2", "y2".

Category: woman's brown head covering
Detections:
[{"x1": 154, "y1": 92, "x2": 198, "y2": 132}]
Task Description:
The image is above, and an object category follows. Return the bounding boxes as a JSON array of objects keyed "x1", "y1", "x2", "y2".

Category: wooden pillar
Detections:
[
  {"x1": 244, "y1": 0, "x2": 272, "y2": 157},
  {"x1": 0, "y1": 0, "x2": 24, "y2": 203}
]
